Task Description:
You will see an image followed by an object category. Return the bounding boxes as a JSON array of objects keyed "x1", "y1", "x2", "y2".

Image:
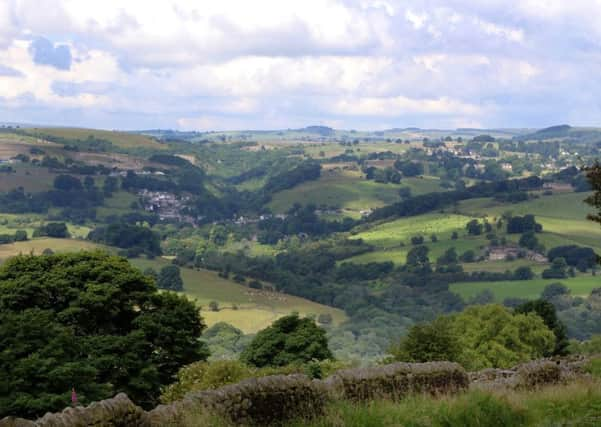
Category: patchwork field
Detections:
[
  {"x1": 451, "y1": 275, "x2": 601, "y2": 302},
  {"x1": 454, "y1": 192, "x2": 601, "y2": 253},
  {"x1": 131, "y1": 258, "x2": 347, "y2": 334}
]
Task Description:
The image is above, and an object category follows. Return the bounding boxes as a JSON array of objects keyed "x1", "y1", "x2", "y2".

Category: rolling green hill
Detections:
[
  {"x1": 23, "y1": 127, "x2": 166, "y2": 150},
  {"x1": 268, "y1": 169, "x2": 444, "y2": 217},
  {"x1": 455, "y1": 192, "x2": 601, "y2": 252},
  {"x1": 130, "y1": 258, "x2": 347, "y2": 333}
]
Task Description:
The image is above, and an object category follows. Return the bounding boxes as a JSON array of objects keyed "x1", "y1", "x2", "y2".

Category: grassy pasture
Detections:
[
  {"x1": 351, "y1": 213, "x2": 474, "y2": 248},
  {"x1": 0, "y1": 214, "x2": 90, "y2": 240},
  {"x1": 460, "y1": 258, "x2": 548, "y2": 274},
  {"x1": 23, "y1": 127, "x2": 165, "y2": 150},
  {"x1": 131, "y1": 258, "x2": 347, "y2": 334},
  {"x1": 96, "y1": 191, "x2": 139, "y2": 219},
  {"x1": 0, "y1": 238, "x2": 107, "y2": 261},
  {"x1": 302, "y1": 141, "x2": 413, "y2": 159},
  {"x1": 451, "y1": 275, "x2": 601, "y2": 302},
  {"x1": 456, "y1": 192, "x2": 593, "y2": 221},
  {"x1": 268, "y1": 169, "x2": 443, "y2": 216},
  {"x1": 346, "y1": 213, "x2": 484, "y2": 265},
  {"x1": 346, "y1": 236, "x2": 488, "y2": 265}
]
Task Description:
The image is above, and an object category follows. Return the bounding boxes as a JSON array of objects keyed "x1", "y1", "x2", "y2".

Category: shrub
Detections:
[
  {"x1": 248, "y1": 280, "x2": 262, "y2": 289},
  {"x1": 411, "y1": 235, "x2": 424, "y2": 245},
  {"x1": 317, "y1": 313, "x2": 333, "y2": 325},
  {"x1": 514, "y1": 266, "x2": 535, "y2": 280},
  {"x1": 157, "y1": 264, "x2": 184, "y2": 291},
  {"x1": 33, "y1": 222, "x2": 70, "y2": 238},
  {"x1": 459, "y1": 250, "x2": 476, "y2": 263}
]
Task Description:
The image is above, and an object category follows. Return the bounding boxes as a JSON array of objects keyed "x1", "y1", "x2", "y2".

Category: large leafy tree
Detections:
[
  {"x1": 0, "y1": 251, "x2": 208, "y2": 418},
  {"x1": 450, "y1": 305, "x2": 555, "y2": 370},
  {"x1": 391, "y1": 305, "x2": 555, "y2": 370},
  {"x1": 241, "y1": 314, "x2": 332, "y2": 367}
]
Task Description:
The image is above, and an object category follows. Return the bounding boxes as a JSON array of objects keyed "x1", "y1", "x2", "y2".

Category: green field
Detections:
[
  {"x1": 23, "y1": 127, "x2": 165, "y2": 150},
  {"x1": 302, "y1": 141, "x2": 413, "y2": 159},
  {"x1": 346, "y1": 213, "x2": 484, "y2": 264},
  {"x1": 0, "y1": 238, "x2": 108, "y2": 261},
  {"x1": 351, "y1": 213, "x2": 474, "y2": 248},
  {"x1": 347, "y1": 236, "x2": 488, "y2": 265},
  {"x1": 268, "y1": 169, "x2": 443, "y2": 216},
  {"x1": 460, "y1": 258, "x2": 547, "y2": 274},
  {"x1": 130, "y1": 258, "x2": 347, "y2": 333},
  {"x1": 451, "y1": 275, "x2": 601, "y2": 302},
  {"x1": 96, "y1": 191, "x2": 139, "y2": 219},
  {"x1": 456, "y1": 192, "x2": 592, "y2": 221}
]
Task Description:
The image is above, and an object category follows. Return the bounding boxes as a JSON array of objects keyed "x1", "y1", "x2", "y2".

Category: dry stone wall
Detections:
[
  {"x1": 322, "y1": 361, "x2": 468, "y2": 402},
  {"x1": 147, "y1": 374, "x2": 326, "y2": 426},
  {"x1": 13, "y1": 358, "x2": 588, "y2": 427},
  {"x1": 0, "y1": 394, "x2": 147, "y2": 427}
]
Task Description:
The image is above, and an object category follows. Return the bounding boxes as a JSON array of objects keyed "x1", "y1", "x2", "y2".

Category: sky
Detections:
[{"x1": 0, "y1": 0, "x2": 600, "y2": 131}]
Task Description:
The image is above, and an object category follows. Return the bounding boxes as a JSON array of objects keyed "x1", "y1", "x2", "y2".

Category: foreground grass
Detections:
[{"x1": 182, "y1": 380, "x2": 601, "y2": 426}]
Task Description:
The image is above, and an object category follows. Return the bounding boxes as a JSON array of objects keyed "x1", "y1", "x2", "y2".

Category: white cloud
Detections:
[
  {"x1": 0, "y1": 39, "x2": 119, "y2": 108},
  {"x1": 332, "y1": 95, "x2": 482, "y2": 117},
  {"x1": 476, "y1": 20, "x2": 524, "y2": 43},
  {"x1": 405, "y1": 9, "x2": 428, "y2": 29},
  {"x1": 0, "y1": 0, "x2": 599, "y2": 129}
]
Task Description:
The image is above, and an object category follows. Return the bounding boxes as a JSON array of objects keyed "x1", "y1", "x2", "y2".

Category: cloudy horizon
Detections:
[{"x1": 1, "y1": 0, "x2": 600, "y2": 131}]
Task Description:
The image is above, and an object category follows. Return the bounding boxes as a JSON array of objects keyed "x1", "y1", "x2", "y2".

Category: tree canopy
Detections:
[
  {"x1": 0, "y1": 251, "x2": 208, "y2": 418},
  {"x1": 240, "y1": 314, "x2": 332, "y2": 367},
  {"x1": 391, "y1": 304, "x2": 555, "y2": 370},
  {"x1": 157, "y1": 264, "x2": 184, "y2": 291}
]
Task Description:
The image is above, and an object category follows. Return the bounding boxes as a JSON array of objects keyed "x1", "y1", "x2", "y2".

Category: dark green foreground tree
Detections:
[
  {"x1": 241, "y1": 314, "x2": 332, "y2": 367},
  {"x1": 0, "y1": 251, "x2": 209, "y2": 418}
]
